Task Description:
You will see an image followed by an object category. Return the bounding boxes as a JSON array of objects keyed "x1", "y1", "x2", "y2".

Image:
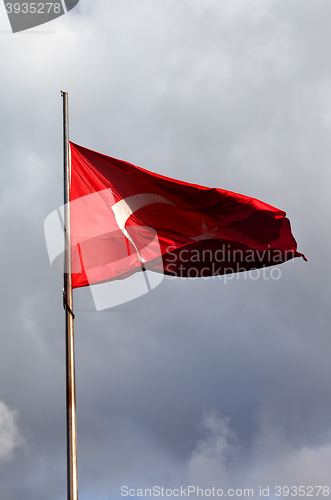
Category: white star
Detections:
[{"x1": 191, "y1": 219, "x2": 219, "y2": 241}]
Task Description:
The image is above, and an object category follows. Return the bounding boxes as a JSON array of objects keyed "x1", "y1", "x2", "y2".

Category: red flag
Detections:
[{"x1": 69, "y1": 142, "x2": 305, "y2": 289}]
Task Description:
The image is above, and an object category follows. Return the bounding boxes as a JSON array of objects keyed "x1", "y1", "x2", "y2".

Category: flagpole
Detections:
[{"x1": 61, "y1": 90, "x2": 78, "y2": 500}]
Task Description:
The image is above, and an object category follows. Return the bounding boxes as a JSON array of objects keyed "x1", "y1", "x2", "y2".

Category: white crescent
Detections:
[{"x1": 111, "y1": 193, "x2": 175, "y2": 262}]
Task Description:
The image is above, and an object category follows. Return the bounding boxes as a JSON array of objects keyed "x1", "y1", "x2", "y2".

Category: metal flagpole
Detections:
[{"x1": 61, "y1": 90, "x2": 78, "y2": 500}]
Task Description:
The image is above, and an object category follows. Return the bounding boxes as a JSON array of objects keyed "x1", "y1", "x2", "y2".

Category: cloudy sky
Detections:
[{"x1": 0, "y1": 0, "x2": 331, "y2": 498}]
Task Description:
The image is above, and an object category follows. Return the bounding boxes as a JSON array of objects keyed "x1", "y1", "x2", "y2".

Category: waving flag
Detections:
[{"x1": 69, "y1": 142, "x2": 305, "y2": 289}]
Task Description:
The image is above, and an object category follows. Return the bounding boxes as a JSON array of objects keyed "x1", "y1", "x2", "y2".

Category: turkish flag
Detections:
[{"x1": 69, "y1": 142, "x2": 305, "y2": 289}]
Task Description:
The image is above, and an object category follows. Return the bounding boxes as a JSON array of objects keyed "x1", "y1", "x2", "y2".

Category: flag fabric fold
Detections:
[{"x1": 69, "y1": 142, "x2": 305, "y2": 289}]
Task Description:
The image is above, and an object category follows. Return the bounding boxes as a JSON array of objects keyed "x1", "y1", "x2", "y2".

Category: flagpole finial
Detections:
[{"x1": 61, "y1": 90, "x2": 68, "y2": 97}]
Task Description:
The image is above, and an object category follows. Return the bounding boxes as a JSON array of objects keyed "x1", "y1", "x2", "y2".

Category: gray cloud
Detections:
[{"x1": 0, "y1": 401, "x2": 25, "y2": 462}]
